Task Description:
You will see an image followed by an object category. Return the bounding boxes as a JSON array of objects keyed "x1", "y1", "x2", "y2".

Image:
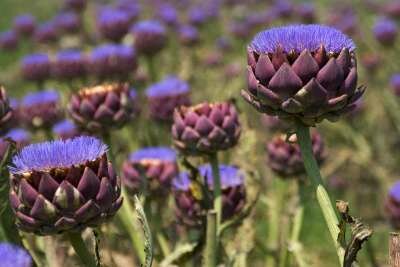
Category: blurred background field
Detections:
[{"x1": 1, "y1": 0, "x2": 400, "y2": 266}]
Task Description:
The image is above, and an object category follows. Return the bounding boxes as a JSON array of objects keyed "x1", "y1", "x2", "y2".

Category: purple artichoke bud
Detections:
[
  {"x1": 9, "y1": 136, "x2": 122, "y2": 235},
  {"x1": 385, "y1": 181, "x2": 400, "y2": 229},
  {"x1": 63, "y1": 0, "x2": 87, "y2": 12},
  {"x1": 52, "y1": 120, "x2": 80, "y2": 140},
  {"x1": 122, "y1": 147, "x2": 178, "y2": 193},
  {"x1": 361, "y1": 53, "x2": 381, "y2": 74},
  {"x1": 390, "y1": 74, "x2": 400, "y2": 96},
  {"x1": 116, "y1": 0, "x2": 141, "y2": 23},
  {"x1": 146, "y1": 76, "x2": 191, "y2": 121},
  {"x1": 0, "y1": 243, "x2": 32, "y2": 267},
  {"x1": 243, "y1": 24, "x2": 364, "y2": 126},
  {"x1": 266, "y1": 132, "x2": 325, "y2": 177},
  {"x1": 178, "y1": 25, "x2": 200, "y2": 46},
  {"x1": 21, "y1": 53, "x2": 51, "y2": 82},
  {"x1": 296, "y1": 3, "x2": 316, "y2": 23},
  {"x1": 34, "y1": 21, "x2": 58, "y2": 44},
  {"x1": 20, "y1": 90, "x2": 63, "y2": 129},
  {"x1": 0, "y1": 30, "x2": 18, "y2": 51},
  {"x1": 261, "y1": 114, "x2": 290, "y2": 132},
  {"x1": 0, "y1": 87, "x2": 13, "y2": 131},
  {"x1": 373, "y1": 17, "x2": 398, "y2": 46},
  {"x1": 54, "y1": 12, "x2": 81, "y2": 34},
  {"x1": 88, "y1": 44, "x2": 137, "y2": 79},
  {"x1": 97, "y1": 8, "x2": 130, "y2": 42},
  {"x1": 158, "y1": 4, "x2": 179, "y2": 27},
  {"x1": 0, "y1": 128, "x2": 31, "y2": 161},
  {"x1": 187, "y1": 7, "x2": 207, "y2": 26},
  {"x1": 52, "y1": 50, "x2": 87, "y2": 80},
  {"x1": 173, "y1": 164, "x2": 246, "y2": 226},
  {"x1": 13, "y1": 14, "x2": 36, "y2": 37},
  {"x1": 131, "y1": 20, "x2": 167, "y2": 56},
  {"x1": 68, "y1": 84, "x2": 138, "y2": 133},
  {"x1": 172, "y1": 102, "x2": 241, "y2": 155}
]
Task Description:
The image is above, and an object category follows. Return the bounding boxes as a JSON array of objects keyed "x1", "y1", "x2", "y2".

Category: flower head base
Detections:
[
  {"x1": 243, "y1": 24, "x2": 364, "y2": 126},
  {"x1": 173, "y1": 164, "x2": 246, "y2": 226},
  {"x1": 13, "y1": 14, "x2": 36, "y2": 36},
  {"x1": 52, "y1": 119, "x2": 79, "y2": 140},
  {"x1": 20, "y1": 90, "x2": 63, "y2": 129},
  {"x1": 97, "y1": 8, "x2": 130, "y2": 42},
  {"x1": 131, "y1": 20, "x2": 167, "y2": 56},
  {"x1": 146, "y1": 76, "x2": 191, "y2": 121},
  {"x1": 122, "y1": 147, "x2": 178, "y2": 194},
  {"x1": 68, "y1": 83, "x2": 138, "y2": 133},
  {"x1": 0, "y1": 243, "x2": 32, "y2": 267},
  {"x1": 9, "y1": 136, "x2": 122, "y2": 235},
  {"x1": 21, "y1": 53, "x2": 51, "y2": 82},
  {"x1": 373, "y1": 17, "x2": 398, "y2": 46},
  {"x1": 52, "y1": 50, "x2": 86, "y2": 80},
  {"x1": 172, "y1": 102, "x2": 241, "y2": 155}
]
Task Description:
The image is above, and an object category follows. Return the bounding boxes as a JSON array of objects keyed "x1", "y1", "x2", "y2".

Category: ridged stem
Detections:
[
  {"x1": 209, "y1": 153, "x2": 222, "y2": 232},
  {"x1": 67, "y1": 232, "x2": 97, "y2": 267},
  {"x1": 146, "y1": 56, "x2": 157, "y2": 83},
  {"x1": 203, "y1": 210, "x2": 217, "y2": 267},
  {"x1": 290, "y1": 182, "x2": 307, "y2": 267},
  {"x1": 296, "y1": 123, "x2": 345, "y2": 266}
]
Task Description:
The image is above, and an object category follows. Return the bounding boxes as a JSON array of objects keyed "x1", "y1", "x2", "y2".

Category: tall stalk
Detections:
[{"x1": 67, "y1": 232, "x2": 97, "y2": 267}]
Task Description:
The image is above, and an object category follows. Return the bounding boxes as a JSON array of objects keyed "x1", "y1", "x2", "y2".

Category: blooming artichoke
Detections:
[
  {"x1": 172, "y1": 102, "x2": 241, "y2": 155},
  {"x1": 9, "y1": 136, "x2": 122, "y2": 235},
  {"x1": 242, "y1": 24, "x2": 364, "y2": 126}
]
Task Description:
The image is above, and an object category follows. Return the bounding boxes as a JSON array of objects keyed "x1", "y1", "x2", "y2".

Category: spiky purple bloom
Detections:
[
  {"x1": 122, "y1": 147, "x2": 178, "y2": 193},
  {"x1": 54, "y1": 12, "x2": 80, "y2": 34},
  {"x1": 373, "y1": 17, "x2": 398, "y2": 46},
  {"x1": 0, "y1": 30, "x2": 18, "y2": 51},
  {"x1": 21, "y1": 53, "x2": 51, "y2": 82},
  {"x1": 158, "y1": 4, "x2": 179, "y2": 26},
  {"x1": 146, "y1": 76, "x2": 191, "y2": 121},
  {"x1": 52, "y1": 50, "x2": 86, "y2": 80},
  {"x1": 385, "y1": 181, "x2": 400, "y2": 229},
  {"x1": 131, "y1": 20, "x2": 167, "y2": 55},
  {"x1": 88, "y1": 44, "x2": 137, "y2": 78},
  {"x1": 52, "y1": 119, "x2": 79, "y2": 140},
  {"x1": 9, "y1": 136, "x2": 122, "y2": 234},
  {"x1": 63, "y1": 0, "x2": 87, "y2": 12},
  {"x1": 13, "y1": 14, "x2": 36, "y2": 37},
  {"x1": 97, "y1": 8, "x2": 130, "y2": 42},
  {"x1": 20, "y1": 90, "x2": 63, "y2": 129},
  {"x1": 173, "y1": 164, "x2": 246, "y2": 226},
  {"x1": 390, "y1": 74, "x2": 400, "y2": 96},
  {"x1": 34, "y1": 21, "x2": 58, "y2": 44},
  {"x1": 0, "y1": 243, "x2": 32, "y2": 267}
]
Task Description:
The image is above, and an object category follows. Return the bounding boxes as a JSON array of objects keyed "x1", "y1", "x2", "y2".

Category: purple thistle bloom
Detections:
[
  {"x1": 10, "y1": 136, "x2": 107, "y2": 174},
  {"x1": 0, "y1": 243, "x2": 32, "y2": 267},
  {"x1": 131, "y1": 20, "x2": 167, "y2": 55},
  {"x1": 390, "y1": 73, "x2": 400, "y2": 96},
  {"x1": 97, "y1": 8, "x2": 130, "y2": 42},
  {"x1": 21, "y1": 53, "x2": 51, "y2": 82},
  {"x1": 52, "y1": 119, "x2": 79, "y2": 140},
  {"x1": 373, "y1": 17, "x2": 398, "y2": 46},
  {"x1": 158, "y1": 4, "x2": 179, "y2": 26},
  {"x1": 130, "y1": 146, "x2": 176, "y2": 162},
  {"x1": 54, "y1": 12, "x2": 80, "y2": 34},
  {"x1": 0, "y1": 30, "x2": 18, "y2": 51},
  {"x1": 52, "y1": 50, "x2": 86, "y2": 80},
  {"x1": 178, "y1": 25, "x2": 200, "y2": 46},
  {"x1": 13, "y1": 14, "x2": 36, "y2": 36},
  {"x1": 250, "y1": 24, "x2": 356, "y2": 54},
  {"x1": 34, "y1": 21, "x2": 58, "y2": 43}
]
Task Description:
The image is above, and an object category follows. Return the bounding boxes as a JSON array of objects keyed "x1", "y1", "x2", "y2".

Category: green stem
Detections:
[
  {"x1": 203, "y1": 210, "x2": 217, "y2": 267},
  {"x1": 296, "y1": 123, "x2": 345, "y2": 266},
  {"x1": 146, "y1": 56, "x2": 157, "y2": 82},
  {"x1": 67, "y1": 232, "x2": 97, "y2": 267},
  {"x1": 21, "y1": 235, "x2": 43, "y2": 267},
  {"x1": 209, "y1": 153, "x2": 222, "y2": 232}
]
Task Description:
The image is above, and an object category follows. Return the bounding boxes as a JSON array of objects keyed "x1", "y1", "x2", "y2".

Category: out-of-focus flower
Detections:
[
  {"x1": 0, "y1": 128, "x2": 31, "y2": 161},
  {"x1": 390, "y1": 74, "x2": 400, "y2": 96},
  {"x1": 21, "y1": 53, "x2": 51, "y2": 82},
  {"x1": 327, "y1": 7, "x2": 358, "y2": 36},
  {"x1": 0, "y1": 243, "x2": 32, "y2": 267},
  {"x1": 0, "y1": 30, "x2": 18, "y2": 51},
  {"x1": 173, "y1": 164, "x2": 246, "y2": 226},
  {"x1": 68, "y1": 84, "x2": 138, "y2": 133},
  {"x1": 97, "y1": 8, "x2": 130, "y2": 42},
  {"x1": 327, "y1": 175, "x2": 349, "y2": 191},
  {"x1": 146, "y1": 76, "x2": 191, "y2": 121},
  {"x1": 13, "y1": 14, "x2": 36, "y2": 37},
  {"x1": 63, "y1": 0, "x2": 87, "y2": 12},
  {"x1": 382, "y1": 0, "x2": 400, "y2": 18},
  {"x1": 0, "y1": 87, "x2": 13, "y2": 131},
  {"x1": 116, "y1": 0, "x2": 141, "y2": 22},
  {"x1": 158, "y1": 3, "x2": 179, "y2": 27},
  {"x1": 187, "y1": 6, "x2": 207, "y2": 26},
  {"x1": 361, "y1": 53, "x2": 381, "y2": 74},
  {"x1": 20, "y1": 90, "x2": 63, "y2": 129},
  {"x1": 272, "y1": 0, "x2": 294, "y2": 18},
  {"x1": 54, "y1": 12, "x2": 81, "y2": 34},
  {"x1": 52, "y1": 119, "x2": 80, "y2": 140},
  {"x1": 34, "y1": 21, "x2": 58, "y2": 44},
  {"x1": 373, "y1": 17, "x2": 398, "y2": 46},
  {"x1": 296, "y1": 3, "x2": 316, "y2": 23},
  {"x1": 9, "y1": 136, "x2": 122, "y2": 235},
  {"x1": 172, "y1": 102, "x2": 241, "y2": 155},
  {"x1": 243, "y1": 24, "x2": 364, "y2": 126},
  {"x1": 52, "y1": 50, "x2": 86, "y2": 80},
  {"x1": 131, "y1": 20, "x2": 167, "y2": 56},
  {"x1": 224, "y1": 62, "x2": 242, "y2": 79},
  {"x1": 229, "y1": 20, "x2": 252, "y2": 39},
  {"x1": 178, "y1": 25, "x2": 200, "y2": 47},
  {"x1": 266, "y1": 132, "x2": 325, "y2": 177},
  {"x1": 9, "y1": 98, "x2": 21, "y2": 128},
  {"x1": 122, "y1": 147, "x2": 178, "y2": 194},
  {"x1": 88, "y1": 44, "x2": 137, "y2": 79},
  {"x1": 385, "y1": 181, "x2": 400, "y2": 229},
  {"x1": 261, "y1": 114, "x2": 290, "y2": 132},
  {"x1": 216, "y1": 36, "x2": 233, "y2": 51},
  {"x1": 202, "y1": 51, "x2": 223, "y2": 67}
]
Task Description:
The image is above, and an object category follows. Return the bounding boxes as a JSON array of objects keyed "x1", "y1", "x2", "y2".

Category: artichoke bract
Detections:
[
  {"x1": 266, "y1": 131, "x2": 324, "y2": 177},
  {"x1": 9, "y1": 136, "x2": 122, "y2": 235},
  {"x1": 173, "y1": 164, "x2": 246, "y2": 227},
  {"x1": 122, "y1": 147, "x2": 178, "y2": 194},
  {"x1": 172, "y1": 102, "x2": 241, "y2": 155},
  {"x1": 385, "y1": 181, "x2": 400, "y2": 229},
  {"x1": 68, "y1": 84, "x2": 138, "y2": 133},
  {"x1": 242, "y1": 24, "x2": 365, "y2": 126}
]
